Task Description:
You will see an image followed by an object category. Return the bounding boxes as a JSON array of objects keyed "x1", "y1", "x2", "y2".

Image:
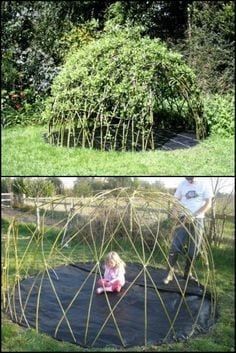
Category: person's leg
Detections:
[
  {"x1": 164, "y1": 224, "x2": 188, "y2": 284},
  {"x1": 97, "y1": 278, "x2": 110, "y2": 287},
  {"x1": 96, "y1": 280, "x2": 123, "y2": 294},
  {"x1": 184, "y1": 219, "x2": 204, "y2": 280},
  {"x1": 96, "y1": 278, "x2": 112, "y2": 294},
  {"x1": 163, "y1": 252, "x2": 178, "y2": 284},
  {"x1": 96, "y1": 285, "x2": 113, "y2": 294},
  {"x1": 111, "y1": 280, "x2": 122, "y2": 292}
]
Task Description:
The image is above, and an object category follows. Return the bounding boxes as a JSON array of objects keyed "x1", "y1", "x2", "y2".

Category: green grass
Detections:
[
  {"x1": 1, "y1": 219, "x2": 235, "y2": 352},
  {"x1": 2, "y1": 125, "x2": 234, "y2": 175}
]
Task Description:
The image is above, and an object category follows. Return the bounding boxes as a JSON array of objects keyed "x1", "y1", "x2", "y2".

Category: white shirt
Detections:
[{"x1": 175, "y1": 179, "x2": 213, "y2": 218}]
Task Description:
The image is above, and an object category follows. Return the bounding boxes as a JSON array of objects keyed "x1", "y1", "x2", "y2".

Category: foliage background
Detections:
[{"x1": 1, "y1": 1, "x2": 234, "y2": 135}]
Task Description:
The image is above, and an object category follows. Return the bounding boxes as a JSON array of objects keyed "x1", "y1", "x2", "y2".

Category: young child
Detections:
[{"x1": 96, "y1": 251, "x2": 126, "y2": 294}]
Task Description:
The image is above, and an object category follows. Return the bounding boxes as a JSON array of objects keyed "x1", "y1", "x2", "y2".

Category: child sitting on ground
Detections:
[{"x1": 96, "y1": 251, "x2": 126, "y2": 294}]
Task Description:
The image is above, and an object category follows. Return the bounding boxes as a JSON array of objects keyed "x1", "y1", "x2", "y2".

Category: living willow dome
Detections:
[
  {"x1": 44, "y1": 27, "x2": 206, "y2": 151},
  {"x1": 3, "y1": 190, "x2": 217, "y2": 348}
]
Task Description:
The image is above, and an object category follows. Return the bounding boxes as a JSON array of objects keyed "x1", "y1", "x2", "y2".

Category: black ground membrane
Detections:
[
  {"x1": 44, "y1": 128, "x2": 199, "y2": 151},
  {"x1": 7, "y1": 262, "x2": 216, "y2": 348}
]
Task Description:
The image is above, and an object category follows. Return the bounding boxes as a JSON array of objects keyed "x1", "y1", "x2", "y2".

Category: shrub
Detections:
[
  {"x1": 73, "y1": 181, "x2": 93, "y2": 197},
  {"x1": 58, "y1": 19, "x2": 100, "y2": 62},
  {"x1": 203, "y1": 94, "x2": 234, "y2": 137},
  {"x1": 1, "y1": 89, "x2": 46, "y2": 128}
]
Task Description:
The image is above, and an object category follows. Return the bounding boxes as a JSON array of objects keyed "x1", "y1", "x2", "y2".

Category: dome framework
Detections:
[{"x1": 2, "y1": 189, "x2": 217, "y2": 348}]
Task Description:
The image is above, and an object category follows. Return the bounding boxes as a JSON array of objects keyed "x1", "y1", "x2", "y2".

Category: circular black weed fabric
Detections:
[{"x1": 8, "y1": 262, "x2": 215, "y2": 348}]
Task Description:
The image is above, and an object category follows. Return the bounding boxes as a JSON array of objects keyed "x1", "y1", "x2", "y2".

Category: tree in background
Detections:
[
  {"x1": 118, "y1": 0, "x2": 234, "y2": 93},
  {"x1": 11, "y1": 177, "x2": 26, "y2": 206},
  {"x1": 208, "y1": 177, "x2": 234, "y2": 245},
  {"x1": 152, "y1": 180, "x2": 167, "y2": 192},
  {"x1": 1, "y1": 0, "x2": 113, "y2": 127},
  {"x1": 180, "y1": 1, "x2": 234, "y2": 94},
  {"x1": 46, "y1": 177, "x2": 64, "y2": 195},
  {"x1": 1, "y1": 0, "x2": 234, "y2": 130},
  {"x1": 72, "y1": 177, "x2": 140, "y2": 195},
  {"x1": 7, "y1": 177, "x2": 56, "y2": 207},
  {"x1": 138, "y1": 179, "x2": 166, "y2": 192},
  {"x1": 1, "y1": 177, "x2": 12, "y2": 193},
  {"x1": 103, "y1": 177, "x2": 139, "y2": 190},
  {"x1": 73, "y1": 177, "x2": 94, "y2": 197},
  {"x1": 32, "y1": 179, "x2": 55, "y2": 198},
  {"x1": 1, "y1": 1, "x2": 117, "y2": 99},
  {"x1": 115, "y1": 0, "x2": 190, "y2": 41}
]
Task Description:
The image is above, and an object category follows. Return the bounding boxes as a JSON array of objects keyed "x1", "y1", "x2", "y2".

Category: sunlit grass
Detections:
[{"x1": 2, "y1": 125, "x2": 234, "y2": 175}]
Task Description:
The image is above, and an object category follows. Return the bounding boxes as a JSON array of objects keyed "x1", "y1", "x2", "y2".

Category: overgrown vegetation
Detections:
[
  {"x1": 179, "y1": 1, "x2": 234, "y2": 94},
  {"x1": 1, "y1": 1, "x2": 234, "y2": 140},
  {"x1": 203, "y1": 94, "x2": 234, "y2": 137}
]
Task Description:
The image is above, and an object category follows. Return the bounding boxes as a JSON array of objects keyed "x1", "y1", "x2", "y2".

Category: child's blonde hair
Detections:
[{"x1": 105, "y1": 251, "x2": 126, "y2": 271}]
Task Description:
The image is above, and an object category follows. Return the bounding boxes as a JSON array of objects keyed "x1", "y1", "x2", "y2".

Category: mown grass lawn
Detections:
[
  {"x1": 1, "y1": 218, "x2": 235, "y2": 352},
  {"x1": 2, "y1": 125, "x2": 234, "y2": 175}
]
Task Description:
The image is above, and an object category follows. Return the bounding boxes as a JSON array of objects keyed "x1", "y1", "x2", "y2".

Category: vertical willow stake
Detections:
[
  {"x1": 36, "y1": 197, "x2": 41, "y2": 233},
  {"x1": 67, "y1": 125, "x2": 71, "y2": 148},
  {"x1": 2, "y1": 219, "x2": 12, "y2": 309},
  {"x1": 100, "y1": 114, "x2": 103, "y2": 151},
  {"x1": 131, "y1": 118, "x2": 134, "y2": 152},
  {"x1": 122, "y1": 122, "x2": 125, "y2": 151},
  {"x1": 129, "y1": 200, "x2": 133, "y2": 237}
]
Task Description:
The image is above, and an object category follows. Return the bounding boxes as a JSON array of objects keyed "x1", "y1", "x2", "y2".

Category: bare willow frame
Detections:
[{"x1": 2, "y1": 189, "x2": 216, "y2": 347}]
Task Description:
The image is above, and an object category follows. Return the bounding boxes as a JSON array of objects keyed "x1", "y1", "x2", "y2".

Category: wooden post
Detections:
[
  {"x1": 208, "y1": 197, "x2": 216, "y2": 244},
  {"x1": 61, "y1": 202, "x2": 74, "y2": 247},
  {"x1": 129, "y1": 200, "x2": 133, "y2": 238},
  {"x1": 10, "y1": 193, "x2": 14, "y2": 208}
]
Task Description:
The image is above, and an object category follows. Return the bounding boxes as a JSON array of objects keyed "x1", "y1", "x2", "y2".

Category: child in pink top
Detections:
[{"x1": 96, "y1": 251, "x2": 126, "y2": 294}]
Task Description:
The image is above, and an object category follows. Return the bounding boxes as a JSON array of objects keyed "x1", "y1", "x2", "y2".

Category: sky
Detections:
[{"x1": 59, "y1": 177, "x2": 234, "y2": 193}]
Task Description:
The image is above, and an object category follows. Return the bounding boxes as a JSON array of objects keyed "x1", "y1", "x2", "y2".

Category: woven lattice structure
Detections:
[{"x1": 2, "y1": 189, "x2": 217, "y2": 347}]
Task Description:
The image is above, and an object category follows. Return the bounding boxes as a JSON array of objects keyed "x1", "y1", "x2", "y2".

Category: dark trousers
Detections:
[{"x1": 168, "y1": 218, "x2": 204, "y2": 275}]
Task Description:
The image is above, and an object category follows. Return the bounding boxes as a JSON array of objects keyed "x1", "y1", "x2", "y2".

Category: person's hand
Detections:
[
  {"x1": 192, "y1": 211, "x2": 199, "y2": 218},
  {"x1": 169, "y1": 215, "x2": 177, "y2": 221},
  {"x1": 179, "y1": 215, "x2": 186, "y2": 223},
  {"x1": 170, "y1": 211, "x2": 178, "y2": 220}
]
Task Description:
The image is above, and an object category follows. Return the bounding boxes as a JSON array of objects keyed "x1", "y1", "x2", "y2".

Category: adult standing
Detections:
[{"x1": 163, "y1": 177, "x2": 213, "y2": 284}]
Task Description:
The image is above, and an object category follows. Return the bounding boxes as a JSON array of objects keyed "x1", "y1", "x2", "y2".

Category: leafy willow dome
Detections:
[{"x1": 44, "y1": 27, "x2": 206, "y2": 150}]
